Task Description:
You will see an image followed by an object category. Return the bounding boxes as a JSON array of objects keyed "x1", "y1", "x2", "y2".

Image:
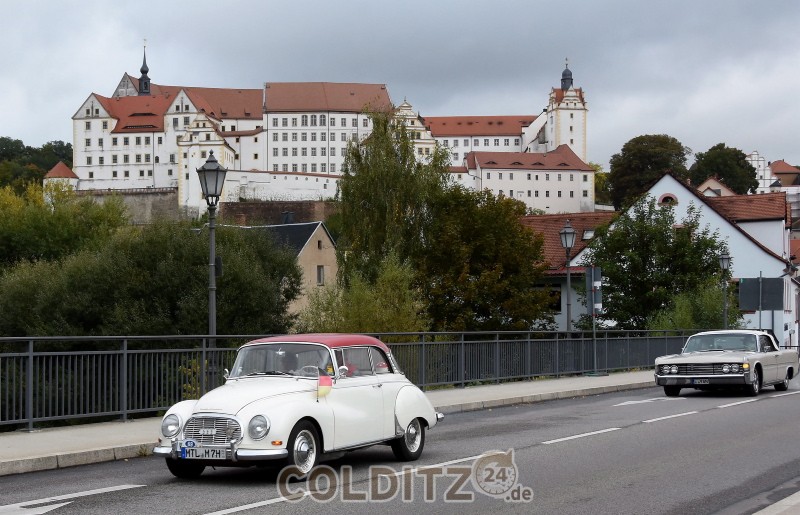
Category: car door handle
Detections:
[{"x1": 373, "y1": 384, "x2": 382, "y2": 388}]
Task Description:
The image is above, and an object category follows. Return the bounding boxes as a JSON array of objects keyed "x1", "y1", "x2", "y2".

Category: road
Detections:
[{"x1": 2, "y1": 381, "x2": 800, "y2": 514}]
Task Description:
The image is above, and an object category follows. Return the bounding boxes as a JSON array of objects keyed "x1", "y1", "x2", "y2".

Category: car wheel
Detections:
[
  {"x1": 286, "y1": 421, "x2": 320, "y2": 478},
  {"x1": 165, "y1": 458, "x2": 205, "y2": 479},
  {"x1": 775, "y1": 371, "x2": 790, "y2": 391},
  {"x1": 663, "y1": 386, "x2": 681, "y2": 397},
  {"x1": 746, "y1": 368, "x2": 761, "y2": 396},
  {"x1": 391, "y1": 418, "x2": 425, "y2": 461}
]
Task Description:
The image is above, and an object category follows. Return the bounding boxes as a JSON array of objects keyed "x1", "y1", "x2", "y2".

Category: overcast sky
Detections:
[{"x1": 3, "y1": 0, "x2": 799, "y2": 169}]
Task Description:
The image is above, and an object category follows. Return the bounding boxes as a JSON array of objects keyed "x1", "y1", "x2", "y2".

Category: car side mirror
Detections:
[
  {"x1": 338, "y1": 365, "x2": 349, "y2": 378},
  {"x1": 223, "y1": 368, "x2": 229, "y2": 379}
]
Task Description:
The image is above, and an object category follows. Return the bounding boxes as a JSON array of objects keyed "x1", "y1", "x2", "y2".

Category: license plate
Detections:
[
  {"x1": 181, "y1": 447, "x2": 226, "y2": 460},
  {"x1": 693, "y1": 379, "x2": 710, "y2": 385}
]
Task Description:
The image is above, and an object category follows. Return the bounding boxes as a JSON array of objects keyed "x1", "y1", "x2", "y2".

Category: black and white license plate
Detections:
[
  {"x1": 181, "y1": 447, "x2": 226, "y2": 460},
  {"x1": 693, "y1": 378, "x2": 710, "y2": 385}
]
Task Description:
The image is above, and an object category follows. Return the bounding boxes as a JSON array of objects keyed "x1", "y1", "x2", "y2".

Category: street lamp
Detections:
[
  {"x1": 719, "y1": 252, "x2": 731, "y2": 330},
  {"x1": 560, "y1": 220, "x2": 577, "y2": 331},
  {"x1": 197, "y1": 150, "x2": 227, "y2": 339}
]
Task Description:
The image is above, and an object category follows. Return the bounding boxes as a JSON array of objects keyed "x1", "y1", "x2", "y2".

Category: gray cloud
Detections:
[{"x1": 3, "y1": 0, "x2": 798, "y2": 169}]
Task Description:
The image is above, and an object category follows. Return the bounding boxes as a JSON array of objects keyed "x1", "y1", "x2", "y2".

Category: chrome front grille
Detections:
[
  {"x1": 183, "y1": 416, "x2": 242, "y2": 445},
  {"x1": 672, "y1": 364, "x2": 741, "y2": 375}
]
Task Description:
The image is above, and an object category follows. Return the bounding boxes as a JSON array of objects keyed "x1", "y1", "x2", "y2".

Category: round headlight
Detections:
[
  {"x1": 670, "y1": 365, "x2": 679, "y2": 374},
  {"x1": 248, "y1": 415, "x2": 270, "y2": 440},
  {"x1": 161, "y1": 414, "x2": 181, "y2": 437},
  {"x1": 730, "y1": 364, "x2": 739, "y2": 373},
  {"x1": 661, "y1": 365, "x2": 671, "y2": 375},
  {"x1": 722, "y1": 364, "x2": 731, "y2": 374}
]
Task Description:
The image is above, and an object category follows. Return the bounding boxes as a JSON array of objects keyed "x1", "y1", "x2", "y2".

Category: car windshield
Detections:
[
  {"x1": 683, "y1": 334, "x2": 758, "y2": 353},
  {"x1": 229, "y1": 343, "x2": 334, "y2": 379}
]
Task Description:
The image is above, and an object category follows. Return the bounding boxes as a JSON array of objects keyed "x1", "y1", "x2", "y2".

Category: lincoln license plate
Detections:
[
  {"x1": 181, "y1": 447, "x2": 225, "y2": 460},
  {"x1": 693, "y1": 379, "x2": 710, "y2": 385}
]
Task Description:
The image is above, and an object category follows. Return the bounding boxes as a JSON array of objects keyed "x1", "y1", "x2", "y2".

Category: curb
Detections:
[
  {"x1": 0, "y1": 381, "x2": 656, "y2": 477},
  {"x1": 435, "y1": 381, "x2": 657, "y2": 414},
  {"x1": 0, "y1": 442, "x2": 155, "y2": 477}
]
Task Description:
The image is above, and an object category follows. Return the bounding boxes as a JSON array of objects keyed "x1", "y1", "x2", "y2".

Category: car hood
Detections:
[
  {"x1": 657, "y1": 351, "x2": 752, "y2": 364},
  {"x1": 192, "y1": 377, "x2": 316, "y2": 415}
]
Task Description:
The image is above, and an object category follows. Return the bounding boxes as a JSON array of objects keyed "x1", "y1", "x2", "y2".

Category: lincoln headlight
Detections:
[
  {"x1": 161, "y1": 414, "x2": 181, "y2": 437},
  {"x1": 248, "y1": 415, "x2": 270, "y2": 440}
]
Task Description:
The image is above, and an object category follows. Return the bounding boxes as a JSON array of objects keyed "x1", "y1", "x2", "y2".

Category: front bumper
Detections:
[
  {"x1": 654, "y1": 374, "x2": 750, "y2": 387},
  {"x1": 153, "y1": 439, "x2": 288, "y2": 461}
]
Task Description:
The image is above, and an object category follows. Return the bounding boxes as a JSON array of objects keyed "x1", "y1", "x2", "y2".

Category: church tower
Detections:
[
  {"x1": 546, "y1": 59, "x2": 588, "y2": 161},
  {"x1": 138, "y1": 46, "x2": 151, "y2": 96}
]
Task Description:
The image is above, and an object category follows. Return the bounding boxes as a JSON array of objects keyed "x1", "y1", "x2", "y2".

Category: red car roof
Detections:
[{"x1": 244, "y1": 334, "x2": 391, "y2": 353}]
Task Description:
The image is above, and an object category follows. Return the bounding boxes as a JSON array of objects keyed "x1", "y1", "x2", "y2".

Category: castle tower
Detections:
[
  {"x1": 546, "y1": 59, "x2": 588, "y2": 161},
  {"x1": 138, "y1": 45, "x2": 151, "y2": 96}
]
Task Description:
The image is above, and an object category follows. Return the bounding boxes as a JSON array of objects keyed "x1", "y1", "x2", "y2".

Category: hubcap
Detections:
[
  {"x1": 405, "y1": 419, "x2": 421, "y2": 453},
  {"x1": 293, "y1": 430, "x2": 316, "y2": 473}
]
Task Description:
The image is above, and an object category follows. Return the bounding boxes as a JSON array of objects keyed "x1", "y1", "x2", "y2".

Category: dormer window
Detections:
[{"x1": 658, "y1": 193, "x2": 678, "y2": 206}]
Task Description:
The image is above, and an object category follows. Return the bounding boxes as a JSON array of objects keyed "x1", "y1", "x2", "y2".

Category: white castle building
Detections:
[{"x1": 68, "y1": 51, "x2": 592, "y2": 216}]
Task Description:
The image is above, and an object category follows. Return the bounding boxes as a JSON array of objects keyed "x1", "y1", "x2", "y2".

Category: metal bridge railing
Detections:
[{"x1": 0, "y1": 331, "x2": 693, "y2": 431}]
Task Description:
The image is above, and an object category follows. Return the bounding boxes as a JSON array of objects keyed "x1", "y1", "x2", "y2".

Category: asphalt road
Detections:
[{"x1": 2, "y1": 381, "x2": 800, "y2": 514}]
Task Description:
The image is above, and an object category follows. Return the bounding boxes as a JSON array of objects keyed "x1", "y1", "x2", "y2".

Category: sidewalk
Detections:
[{"x1": 0, "y1": 370, "x2": 656, "y2": 477}]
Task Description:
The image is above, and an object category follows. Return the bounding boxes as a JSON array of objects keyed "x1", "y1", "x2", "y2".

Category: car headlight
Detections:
[
  {"x1": 248, "y1": 415, "x2": 270, "y2": 440},
  {"x1": 660, "y1": 365, "x2": 671, "y2": 375},
  {"x1": 722, "y1": 364, "x2": 731, "y2": 374},
  {"x1": 161, "y1": 414, "x2": 181, "y2": 437},
  {"x1": 670, "y1": 365, "x2": 679, "y2": 374},
  {"x1": 730, "y1": 364, "x2": 740, "y2": 373}
]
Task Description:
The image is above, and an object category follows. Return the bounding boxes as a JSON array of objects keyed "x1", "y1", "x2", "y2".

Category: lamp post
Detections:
[
  {"x1": 719, "y1": 252, "x2": 731, "y2": 330},
  {"x1": 197, "y1": 150, "x2": 227, "y2": 340},
  {"x1": 560, "y1": 220, "x2": 577, "y2": 332}
]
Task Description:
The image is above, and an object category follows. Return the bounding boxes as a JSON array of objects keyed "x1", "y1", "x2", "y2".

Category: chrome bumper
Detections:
[
  {"x1": 436, "y1": 412, "x2": 445, "y2": 422},
  {"x1": 154, "y1": 440, "x2": 288, "y2": 461}
]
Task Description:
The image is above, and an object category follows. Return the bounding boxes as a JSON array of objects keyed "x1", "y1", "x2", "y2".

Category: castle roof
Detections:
[
  {"x1": 263, "y1": 82, "x2": 391, "y2": 113},
  {"x1": 44, "y1": 161, "x2": 78, "y2": 179},
  {"x1": 422, "y1": 115, "x2": 536, "y2": 137},
  {"x1": 465, "y1": 144, "x2": 593, "y2": 171}
]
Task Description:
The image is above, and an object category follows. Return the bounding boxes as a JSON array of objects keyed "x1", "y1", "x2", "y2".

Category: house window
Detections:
[
  {"x1": 570, "y1": 191, "x2": 574, "y2": 198},
  {"x1": 453, "y1": 140, "x2": 459, "y2": 147},
  {"x1": 139, "y1": 170, "x2": 145, "y2": 177},
  {"x1": 273, "y1": 148, "x2": 279, "y2": 157},
  {"x1": 282, "y1": 118, "x2": 288, "y2": 127},
  {"x1": 292, "y1": 164, "x2": 298, "y2": 172},
  {"x1": 320, "y1": 115, "x2": 326, "y2": 125},
  {"x1": 201, "y1": 151, "x2": 207, "y2": 159},
  {"x1": 282, "y1": 133, "x2": 288, "y2": 142},
  {"x1": 311, "y1": 148, "x2": 317, "y2": 157},
  {"x1": 484, "y1": 139, "x2": 490, "y2": 146},
  {"x1": 273, "y1": 133, "x2": 279, "y2": 141},
  {"x1": 321, "y1": 163, "x2": 326, "y2": 173},
  {"x1": 124, "y1": 170, "x2": 129, "y2": 178},
  {"x1": 504, "y1": 139, "x2": 510, "y2": 146},
  {"x1": 112, "y1": 170, "x2": 117, "y2": 178},
  {"x1": 302, "y1": 148, "x2": 307, "y2": 157},
  {"x1": 272, "y1": 118, "x2": 278, "y2": 127},
  {"x1": 85, "y1": 121, "x2": 91, "y2": 130},
  {"x1": 88, "y1": 171, "x2": 94, "y2": 178},
  {"x1": 85, "y1": 138, "x2": 91, "y2": 147},
  {"x1": 514, "y1": 138, "x2": 520, "y2": 145},
  {"x1": 183, "y1": 116, "x2": 189, "y2": 126},
  {"x1": 169, "y1": 154, "x2": 175, "y2": 163},
  {"x1": 254, "y1": 153, "x2": 259, "y2": 159},
  {"x1": 311, "y1": 164, "x2": 317, "y2": 172},
  {"x1": 330, "y1": 164, "x2": 336, "y2": 173},
  {"x1": 99, "y1": 157, "x2": 104, "y2": 165},
  {"x1": 135, "y1": 137, "x2": 141, "y2": 145},
  {"x1": 123, "y1": 137, "x2": 129, "y2": 145},
  {"x1": 282, "y1": 148, "x2": 288, "y2": 156},
  {"x1": 112, "y1": 137, "x2": 118, "y2": 146},
  {"x1": 292, "y1": 148, "x2": 298, "y2": 157},
  {"x1": 145, "y1": 154, "x2": 151, "y2": 163},
  {"x1": 341, "y1": 118, "x2": 346, "y2": 126},
  {"x1": 302, "y1": 164, "x2": 308, "y2": 172},
  {"x1": 583, "y1": 191, "x2": 588, "y2": 197},
  {"x1": 311, "y1": 133, "x2": 317, "y2": 142},
  {"x1": 135, "y1": 154, "x2": 142, "y2": 163},
  {"x1": 145, "y1": 136, "x2": 151, "y2": 145},
  {"x1": 292, "y1": 133, "x2": 298, "y2": 141},
  {"x1": 147, "y1": 170, "x2": 153, "y2": 177},
  {"x1": 112, "y1": 155, "x2": 118, "y2": 164},
  {"x1": 102, "y1": 121, "x2": 108, "y2": 130},
  {"x1": 173, "y1": 118, "x2": 178, "y2": 128},
  {"x1": 352, "y1": 118, "x2": 358, "y2": 127},
  {"x1": 545, "y1": 191, "x2": 550, "y2": 197},
  {"x1": 86, "y1": 157, "x2": 92, "y2": 165},
  {"x1": 311, "y1": 115, "x2": 317, "y2": 126},
  {"x1": 123, "y1": 155, "x2": 130, "y2": 164},
  {"x1": 302, "y1": 115, "x2": 308, "y2": 126},
  {"x1": 486, "y1": 173, "x2": 491, "y2": 179},
  {"x1": 331, "y1": 147, "x2": 336, "y2": 157},
  {"x1": 282, "y1": 164, "x2": 288, "y2": 172},
  {"x1": 292, "y1": 118, "x2": 298, "y2": 127},
  {"x1": 317, "y1": 265, "x2": 325, "y2": 286},
  {"x1": 363, "y1": 118, "x2": 368, "y2": 127},
  {"x1": 474, "y1": 139, "x2": 479, "y2": 146}
]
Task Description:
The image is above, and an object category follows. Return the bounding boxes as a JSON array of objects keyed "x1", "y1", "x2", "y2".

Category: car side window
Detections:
[
  {"x1": 340, "y1": 347, "x2": 374, "y2": 377},
  {"x1": 760, "y1": 335, "x2": 776, "y2": 352},
  {"x1": 370, "y1": 347, "x2": 393, "y2": 375}
]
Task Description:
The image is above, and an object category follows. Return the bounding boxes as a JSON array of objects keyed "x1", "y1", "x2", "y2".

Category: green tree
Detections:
[
  {"x1": 689, "y1": 143, "x2": 758, "y2": 194},
  {"x1": 608, "y1": 134, "x2": 691, "y2": 209},
  {"x1": 0, "y1": 183, "x2": 128, "y2": 266},
  {"x1": 581, "y1": 197, "x2": 728, "y2": 329},
  {"x1": 0, "y1": 138, "x2": 72, "y2": 191},
  {"x1": 590, "y1": 162, "x2": 612, "y2": 205},
  {"x1": 296, "y1": 253, "x2": 428, "y2": 333},
  {"x1": 418, "y1": 186, "x2": 553, "y2": 331},
  {"x1": 337, "y1": 110, "x2": 451, "y2": 283},
  {"x1": 0, "y1": 221, "x2": 301, "y2": 337},
  {"x1": 647, "y1": 278, "x2": 742, "y2": 331}
]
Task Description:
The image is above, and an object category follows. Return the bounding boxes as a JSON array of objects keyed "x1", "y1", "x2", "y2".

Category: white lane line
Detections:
[
  {"x1": 718, "y1": 398, "x2": 759, "y2": 408},
  {"x1": 0, "y1": 485, "x2": 145, "y2": 515},
  {"x1": 203, "y1": 453, "x2": 488, "y2": 514},
  {"x1": 542, "y1": 427, "x2": 621, "y2": 445},
  {"x1": 772, "y1": 391, "x2": 800, "y2": 398},
  {"x1": 643, "y1": 411, "x2": 698, "y2": 423}
]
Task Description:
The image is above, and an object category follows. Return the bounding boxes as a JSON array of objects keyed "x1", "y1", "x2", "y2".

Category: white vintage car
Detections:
[
  {"x1": 154, "y1": 334, "x2": 443, "y2": 478},
  {"x1": 655, "y1": 330, "x2": 799, "y2": 397}
]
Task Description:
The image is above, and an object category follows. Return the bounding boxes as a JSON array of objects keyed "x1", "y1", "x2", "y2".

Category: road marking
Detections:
[
  {"x1": 718, "y1": 398, "x2": 759, "y2": 408},
  {"x1": 0, "y1": 485, "x2": 145, "y2": 515},
  {"x1": 643, "y1": 411, "x2": 698, "y2": 423},
  {"x1": 203, "y1": 453, "x2": 488, "y2": 514},
  {"x1": 614, "y1": 397, "x2": 685, "y2": 407},
  {"x1": 772, "y1": 391, "x2": 800, "y2": 398},
  {"x1": 542, "y1": 427, "x2": 621, "y2": 445}
]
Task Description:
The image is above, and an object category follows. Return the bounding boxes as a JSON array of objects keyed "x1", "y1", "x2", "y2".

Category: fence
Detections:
[{"x1": 0, "y1": 331, "x2": 693, "y2": 431}]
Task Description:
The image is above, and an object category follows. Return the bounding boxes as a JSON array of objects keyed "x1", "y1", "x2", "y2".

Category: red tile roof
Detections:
[
  {"x1": 706, "y1": 192, "x2": 788, "y2": 223},
  {"x1": 552, "y1": 87, "x2": 585, "y2": 104},
  {"x1": 422, "y1": 115, "x2": 536, "y2": 136},
  {"x1": 264, "y1": 82, "x2": 391, "y2": 113},
  {"x1": 184, "y1": 87, "x2": 263, "y2": 120},
  {"x1": 466, "y1": 144, "x2": 593, "y2": 171},
  {"x1": 96, "y1": 94, "x2": 173, "y2": 133},
  {"x1": 44, "y1": 161, "x2": 78, "y2": 179},
  {"x1": 769, "y1": 160, "x2": 800, "y2": 174},
  {"x1": 520, "y1": 211, "x2": 617, "y2": 271}
]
